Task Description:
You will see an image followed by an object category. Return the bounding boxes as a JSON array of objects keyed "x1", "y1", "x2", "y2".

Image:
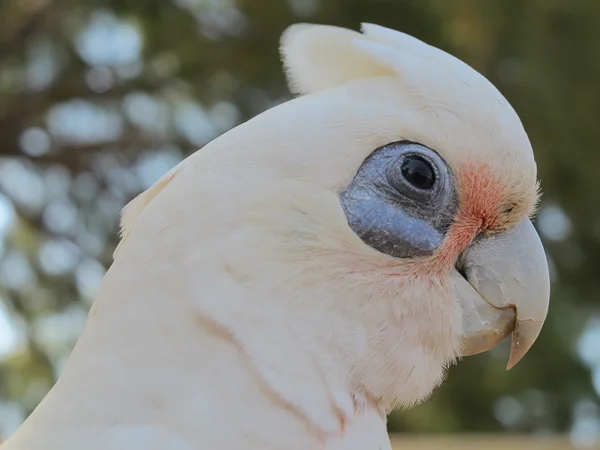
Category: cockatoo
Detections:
[{"x1": 2, "y1": 23, "x2": 549, "y2": 450}]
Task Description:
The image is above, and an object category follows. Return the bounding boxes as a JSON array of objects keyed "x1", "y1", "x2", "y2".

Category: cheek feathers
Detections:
[{"x1": 430, "y1": 161, "x2": 506, "y2": 272}]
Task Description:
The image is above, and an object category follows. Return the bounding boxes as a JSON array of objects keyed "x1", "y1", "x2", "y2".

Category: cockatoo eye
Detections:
[
  {"x1": 339, "y1": 141, "x2": 457, "y2": 258},
  {"x1": 384, "y1": 144, "x2": 446, "y2": 203},
  {"x1": 400, "y1": 155, "x2": 435, "y2": 190}
]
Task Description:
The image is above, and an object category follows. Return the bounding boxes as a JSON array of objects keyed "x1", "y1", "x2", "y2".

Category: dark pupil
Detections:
[{"x1": 400, "y1": 156, "x2": 435, "y2": 190}]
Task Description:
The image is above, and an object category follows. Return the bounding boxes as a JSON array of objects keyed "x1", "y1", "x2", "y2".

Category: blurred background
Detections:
[{"x1": 0, "y1": 0, "x2": 599, "y2": 447}]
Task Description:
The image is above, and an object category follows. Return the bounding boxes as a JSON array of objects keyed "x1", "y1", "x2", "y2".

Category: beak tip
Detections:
[
  {"x1": 506, "y1": 354, "x2": 519, "y2": 371},
  {"x1": 505, "y1": 319, "x2": 544, "y2": 370}
]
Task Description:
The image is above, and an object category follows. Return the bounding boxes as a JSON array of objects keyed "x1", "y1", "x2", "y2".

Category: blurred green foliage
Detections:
[{"x1": 0, "y1": 0, "x2": 599, "y2": 439}]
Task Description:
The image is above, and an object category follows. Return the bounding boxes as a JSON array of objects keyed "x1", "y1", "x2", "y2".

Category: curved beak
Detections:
[{"x1": 452, "y1": 219, "x2": 550, "y2": 369}]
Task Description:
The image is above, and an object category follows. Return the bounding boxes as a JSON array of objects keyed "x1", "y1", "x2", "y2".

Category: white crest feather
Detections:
[
  {"x1": 360, "y1": 23, "x2": 444, "y2": 61},
  {"x1": 281, "y1": 23, "x2": 498, "y2": 102},
  {"x1": 113, "y1": 161, "x2": 184, "y2": 258},
  {"x1": 280, "y1": 24, "x2": 394, "y2": 95}
]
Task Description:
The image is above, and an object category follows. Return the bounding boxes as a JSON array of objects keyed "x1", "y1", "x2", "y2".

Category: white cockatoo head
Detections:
[
  {"x1": 114, "y1": 22, "x2": 549, "y2": 435},
  {"x1": 0, "y1": 23, "x2": 551, "y2": 450}
]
